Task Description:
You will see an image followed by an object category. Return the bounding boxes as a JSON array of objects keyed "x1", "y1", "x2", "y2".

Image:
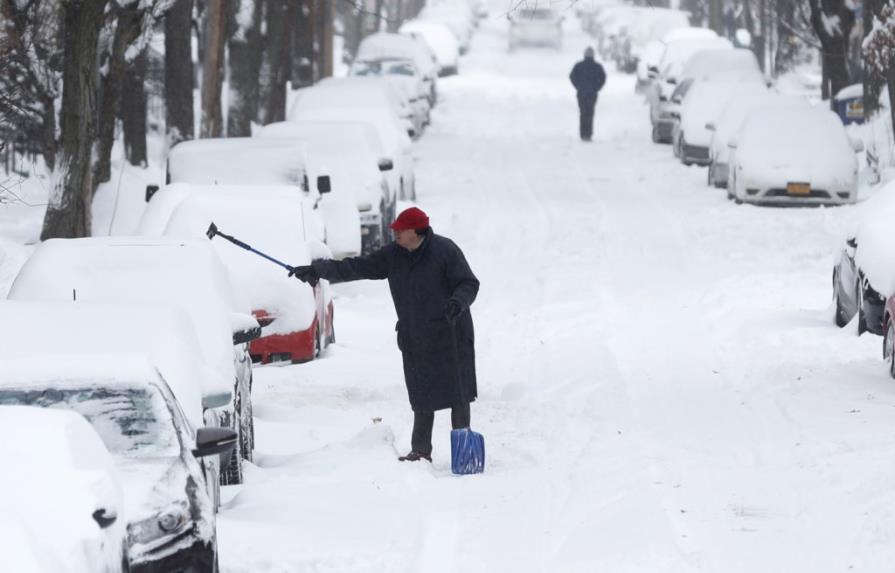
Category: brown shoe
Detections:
[{"x1": 398, "y1": 451, "x2": 432, "y2": 462}]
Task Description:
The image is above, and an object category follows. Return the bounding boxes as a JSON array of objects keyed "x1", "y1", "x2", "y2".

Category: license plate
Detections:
[
  {"x1": 847, "y1": 101, "x2": 864, "y2": 118},
  {"x1": 787, "y1": 182, "x2": 810, "y2": 196}
]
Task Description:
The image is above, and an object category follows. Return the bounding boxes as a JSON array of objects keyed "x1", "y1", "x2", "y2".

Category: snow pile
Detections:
[{"x1": 162, "y1": 188, "x2": 318, "y2": 335}]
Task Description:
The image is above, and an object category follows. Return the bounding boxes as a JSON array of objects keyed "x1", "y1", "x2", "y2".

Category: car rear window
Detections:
[{"x1": 0, "y1": 385, "x2": 179, "y2": 458}]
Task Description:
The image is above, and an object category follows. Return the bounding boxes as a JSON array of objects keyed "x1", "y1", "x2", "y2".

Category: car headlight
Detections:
[
  {"x1": 159, "y1": 503, "x2": 189, "y2": 533},
  {"x1": 129, "y1": 500, "x2": 191, "y2": 548}
]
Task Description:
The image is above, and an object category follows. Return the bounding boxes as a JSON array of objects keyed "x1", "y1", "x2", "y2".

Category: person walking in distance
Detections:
[
  {"x1": 288, "y1": 207, "x2": 480, "y2": 462},
  {"x1": 569, "y1": 46, "x2": 607, "y2": 141}
]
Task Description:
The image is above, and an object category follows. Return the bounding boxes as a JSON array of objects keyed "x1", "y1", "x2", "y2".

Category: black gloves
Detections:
[
  {"x1": 444, "y1": 299, "x2": 463, "y2": 324},
  {"x1": 287, "y1": 265, "x2": 319, "y2": 287}
]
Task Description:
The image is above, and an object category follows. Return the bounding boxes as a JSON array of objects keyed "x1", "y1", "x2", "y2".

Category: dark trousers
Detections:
[
  {"x1": 411, "y1": 403, "x2": 471, "y2": 456},
  {"x1": 577, "y1": 92, "x2": 598, "y2": 140}
]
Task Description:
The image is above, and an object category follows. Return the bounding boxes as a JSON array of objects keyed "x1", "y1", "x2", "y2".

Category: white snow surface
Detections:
[
  {"x1": 6, "y1": 6, "x2": 895, "y2": 573},
  {"x1": 854, "y1": 179, "x2": 895, "y2": 295}
]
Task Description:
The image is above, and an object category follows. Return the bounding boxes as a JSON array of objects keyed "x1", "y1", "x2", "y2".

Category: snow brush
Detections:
[{"x1": 206, "y1": 222, "x2": 295, "y2": 273}]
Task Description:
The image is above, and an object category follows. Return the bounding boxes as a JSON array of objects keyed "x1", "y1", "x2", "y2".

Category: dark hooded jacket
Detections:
[
  {"x1": 311, "y1": 228, "x2": 479, "y2": 412},
  {"x1": 569, "y1": 57, "x2": 607, "y2": 95}
]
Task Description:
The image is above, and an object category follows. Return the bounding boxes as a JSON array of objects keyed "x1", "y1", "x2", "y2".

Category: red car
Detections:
[{"x1": 251, "y1": 284, "x2": 335, "y2": 364}]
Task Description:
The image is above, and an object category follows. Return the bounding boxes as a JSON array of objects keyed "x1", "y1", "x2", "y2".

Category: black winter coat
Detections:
[
  {"x1": 311, "y1": 229, "x2": 479, "y2": 412},
  {"x1": 569, "y1": 58, "x2": 607, "y2": 95}
]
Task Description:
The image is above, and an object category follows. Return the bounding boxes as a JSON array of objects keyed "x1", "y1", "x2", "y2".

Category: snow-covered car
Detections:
[
  {"x1": 310, "y1": 76, "x2": 417, "y2": 138},
  {"x1": 154, "y1": 137, "x2": 329, "y2": 243},
  {"x1": 728, "y1": 106, "x2": 861, "y2": 206},
  {"x1": 0, "y1": 406, "x2": 126, "y2": 573},
  {"x1": 418, "y1": 1, "x2": 475, "y2": 54},
  {"x1": 507, "y1": 7, "x2": 563, "y2": 51},
  {"x1": 400, "y1": 19, "x2": 461, "y2": 76},
  {"x1": 7, "y1": 237, "x2": 259, "y2": 485},
  {"x1": 833, "y1": 181, "x2": 895, "y2": 335},
  {"x1": 258, "y1": 120, "x2": 398, "y2": 253},
  {"x1": 356, "y1": 32, "x2": 439, "y2": 105},
  {"x1": 349, "y1": 57, "x2": 431, "y2": 136},
  {"x1": 161, "y1": 188, "x2": 336, "y2": 365},
  {"x1": 0, "y1": 300, "x2": 223, "y2": 503},
  {"x1": 707, "y1": 93, "x2": 807, "y2": 188},
  {"x1": 288, "y1": 91, "x2": 416, "y2": 201},
  {"x1": 0, "y1": 358, "x2": 237, "y2": 573},
  {"x1": 648, "y1": 35, "x2": 733, "y2": 143},
  {"x1": 672, "y1": 79, "x2": 767, "y2": 166},
  {"x1": 881, "y1": 295, "x2": 895, "y2": 375}
]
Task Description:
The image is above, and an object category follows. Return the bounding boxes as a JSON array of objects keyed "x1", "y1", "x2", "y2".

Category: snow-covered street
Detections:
[{"x1": 215, "y1": 11, "x2": 895, "y2": 573}]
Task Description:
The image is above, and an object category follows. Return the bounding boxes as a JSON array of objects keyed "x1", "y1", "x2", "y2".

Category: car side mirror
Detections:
[
  {"x1": 92, "y1": 508, "x2": 118, "y2": 529},
  {"x1": 145, "y1": 184, "x2": 159, "y2": 203},
  {"x1": 233, "y1": 326, "x2": 261, "y2": 345},
  {"x1": 705, "y1": 122, "x2": 716, "y2": 131},
  {"x1": 846, "y1": 237, "x2": 858, "y2": 249},
  {"x1": 727, "y1": 136, "x2": 738, "y2": 149},
  {"x1": 317, "y1": 175, "x2": 332, "y2": 194},
  {"x1": 193, "y1": 427, "x2": 238, "y2": 459},
  {"x1": 407, "y1": 127, "x2": 416, "y2": 138},
  {"x1": 378, "y1": 158, "x2": 394, "y2": 172}
]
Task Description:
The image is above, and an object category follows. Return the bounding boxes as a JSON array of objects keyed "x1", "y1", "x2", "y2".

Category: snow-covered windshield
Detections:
[
  {"x1": 0, "y1": 386, "x2": 179, "y2": 458},
  {"x1": 354, "y1": 60, "x2": 416, "y2": 77}
]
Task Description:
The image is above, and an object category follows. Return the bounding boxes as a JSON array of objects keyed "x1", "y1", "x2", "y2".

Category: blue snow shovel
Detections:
[{"x1": 448, "y1": 319, "x2": 485, "y2": 475}]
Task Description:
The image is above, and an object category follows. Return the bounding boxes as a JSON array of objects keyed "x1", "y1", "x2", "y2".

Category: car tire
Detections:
[
  {"x1": 885, "y1": 321, "x2": 895, "y2": 378},
  {"x1": 240, "y1": 382, "x2": 254, "y2": 463},
  {"x1": 651, "y1": 123, "x2": 661, "y2": 143},
  {"x1": 857, "y1": 280, "x2": 868, "y2": 335},
  {"x1": 220, "y1": 409, "x2": 243, "y2": 486}
]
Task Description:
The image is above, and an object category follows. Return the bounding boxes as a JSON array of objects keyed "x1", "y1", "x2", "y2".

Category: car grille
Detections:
[
  {"x1": 682, "y1": 145, "x2": 709, "y2": 161},
  {"x1": 765, "y1": 188, "x2": 831, "y2": 199}
]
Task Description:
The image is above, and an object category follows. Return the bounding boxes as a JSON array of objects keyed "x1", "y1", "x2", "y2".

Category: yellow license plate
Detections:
[{"x1": 787, "y1": 182, "x2": 810, "y2": 196}]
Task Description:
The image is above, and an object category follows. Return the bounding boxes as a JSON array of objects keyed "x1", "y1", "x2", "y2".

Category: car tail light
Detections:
[{"x1": 252, "y1": 309, "x2": 276, "y2": 328}]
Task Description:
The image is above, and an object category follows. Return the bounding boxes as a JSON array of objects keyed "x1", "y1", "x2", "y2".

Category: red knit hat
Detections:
[{"x1": 389, "y1": 207, "x2": 429, "y2": 231}]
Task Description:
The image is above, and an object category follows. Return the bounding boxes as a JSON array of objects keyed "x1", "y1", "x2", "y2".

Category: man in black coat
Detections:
[
  {"x1": 288, "y1": 207, "x2": 480, "y2": 463},
  {"x1": 569, "y1": 46, "x2": 607, "y2": 141}
]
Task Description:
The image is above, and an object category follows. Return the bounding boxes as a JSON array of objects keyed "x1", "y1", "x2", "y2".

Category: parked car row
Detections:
[{"x1": 1, "y1": 19, "x2": 480, "y2": 573}]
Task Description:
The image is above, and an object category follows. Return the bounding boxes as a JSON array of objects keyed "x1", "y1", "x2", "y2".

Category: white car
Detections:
[
  {"x1": 7, "y1": 237, "x2": 259, "y2": 485},
  {"x1": 0, "y1": 406, "x2": 126, "y2": 573},
  {"x1": 259, "y1": 120, "x2": 398, "y2": 253},
  {"x1": 418, "y1": 1, "x2": 475, "y2": 54},
  {"x1": 508, "y1": 8, "x2": 563, "y2": 51},
  {"x1": 0, "y1": 300, "x2": 224, "y2": 508},
  {"x1": 356, "y1": 32, "x2": 439, "y2": 105},
  {"x1": 707, "y1": 93, "x2": 808, "y2": 188},
  {"x1": 288, "y1": 94, "x2": 416, "y2": 201},
  {"x1": 350, "y1": 57, "x2": 431, "y2": 136},
  {"x1": 648, "y1": 34, "x2": 733, "y2": 142},
  {"x1": 728, "y1": 106, "x2": 862, "y2": 206},
  {"x1": 309, "y1": 77, "x2": 417, "y2": 138},
  {"x1": 0, "y1": 358, "x2": 236, "y2": 572},
  {"x1": 400, "y1": 19, "x2": 461, "y2": 76},
  {"x1": 673, "y1": 78, "x2": 767, "y2": 165},
  {"x1": 161, "y1": 188, "x2": 337, "y2": 365}
]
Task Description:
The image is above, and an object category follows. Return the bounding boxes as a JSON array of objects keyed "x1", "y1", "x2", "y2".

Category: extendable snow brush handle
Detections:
[{"x1": 205, "y1": 221, "x2": 294, "y2": 271}]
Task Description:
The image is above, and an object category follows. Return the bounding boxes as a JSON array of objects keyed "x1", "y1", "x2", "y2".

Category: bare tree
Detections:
[
  {"x1": 808, "y1": 0, "x2": 855, "y2": 102},
  {"x1": 40, "y1": 0, "x2": 110, "y2": 239},
  {"x1": 122, "y1": 46, "x2": 149, "y2": 165},
  {"x1": 227, "y1": 0, "x2": 263, "y2": 135},
  {"x1": 200, "y1": 0, "x2": 228, "y2": 137},
  {"x1": 165, "y1": 0, "x2": 195, "y2": 146}
]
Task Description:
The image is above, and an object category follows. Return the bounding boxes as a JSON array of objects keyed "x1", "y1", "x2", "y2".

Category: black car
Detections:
[
  {"x1": 0, "y1": 367, "x2": 236, "y2": 573},
  {"x1": 833, "y1": 237, "x2": 887, "y2": 335}
]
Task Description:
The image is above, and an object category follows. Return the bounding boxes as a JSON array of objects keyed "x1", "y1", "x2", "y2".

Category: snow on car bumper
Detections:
[{"x1": 739, "y1": 185, "x2": 856, "y2": 206}]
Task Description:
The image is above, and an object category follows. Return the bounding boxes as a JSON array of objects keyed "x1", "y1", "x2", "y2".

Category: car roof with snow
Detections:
[
  {"x1": 662, "y1": 27, "x2": 718, "y2": 43},
  {"x1": 0, "y1": 300, "x2": 206, "y2": 427},
  {"x1": 853, "y1": 180, "x2": 895, "y2": 296},
  {"x1": 7, "y1": 237, "x2": 244, "y2": 395},
  {"x1": 167, "y1": 137, "x2": 310, "y2": 188},
  {"x1": 660, "y1": 36, "x2": 733, "y2": 77},
  {"x1": 681, "y1": 48, "x2": 761, "y2": 82},
  {"x1": 259, "y1": 120, "x2": 386, "y2": 157},
  {"x1": 162, "y1": 189, "x2": 323, "y2": 331},
  {"x1": 357, "y1": 32, "x2": 438, "y2": 76}
]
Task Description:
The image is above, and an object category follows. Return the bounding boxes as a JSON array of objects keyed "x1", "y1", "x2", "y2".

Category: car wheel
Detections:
[
  {"x1": 886, "y1": 321, "x2": 895, "y2": 378},
  {"x1": 857, "y1": 280, "x2": 868, "y2": 335},
  {"x1": 220, "y1": 436, "x2": 243, "y2": 485},
  {"x1": 651, "y1": 123, "x2": 660, "y2": 143},
  {"x1": 707, "y1": 164, "x2": 713, "y2": 186}
]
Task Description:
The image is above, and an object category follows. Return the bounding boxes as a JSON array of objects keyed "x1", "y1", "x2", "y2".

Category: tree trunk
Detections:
[
  {"x1": 200, "y1": 0, "x2": 228, "y2": 137},
  {"x1": 342, "y1": 4, "x2": 362, "y2": 61},
  {"x1": 41, "y1": 95, "x2": 56, "y2": 171},
  {"x1": 41, "y1": 0, "x2": 109, "y2": 240},
  {"x1": 165, "y1": 0, "x2": 195, "y2": 146},
  {"x1": 258, "y1": 0, "x2": 290, "y2": 124},
  {"x1": 318, "y1": 0, "x2": 333, "y2": 78},
  {"x1": 227, "y1": 0, "x2": 263, "y2": 136},
  {"x1": 122, "y1": 47, "x2": 148, "y2": 166},
  {"x1": 291, "y1": 0, "x2": 315, "y2": 87},
  {"x1": 95, "y1": 8, "x2": 141, "y2": 184}
]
